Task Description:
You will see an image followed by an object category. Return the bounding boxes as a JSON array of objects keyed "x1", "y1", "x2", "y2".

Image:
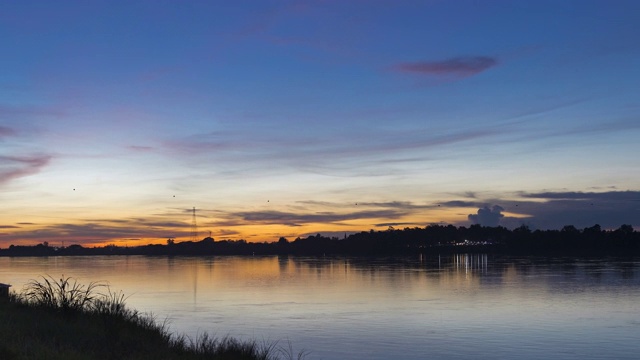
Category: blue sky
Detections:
[{"x1": 1, "y1": 0, "x2": 639, "y2": 246}]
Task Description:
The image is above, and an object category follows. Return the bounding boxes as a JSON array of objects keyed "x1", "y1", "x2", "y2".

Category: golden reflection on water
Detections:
[
  {"x1": 0, "y1": 254, "x2": 544, "y2": 302},
  {"x1": 1, "y1": 254, "x2": 513, "y2": 313}
]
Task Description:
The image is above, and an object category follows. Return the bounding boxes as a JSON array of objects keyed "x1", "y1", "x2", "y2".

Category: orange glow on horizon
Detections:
[{"x1": 0, "y1": 206, "x2": 474, "y2": 248}]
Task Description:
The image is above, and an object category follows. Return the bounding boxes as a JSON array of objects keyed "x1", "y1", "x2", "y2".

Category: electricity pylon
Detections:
[{"x1": 190, "y1": 207, "x2": 198, "y2": 242}]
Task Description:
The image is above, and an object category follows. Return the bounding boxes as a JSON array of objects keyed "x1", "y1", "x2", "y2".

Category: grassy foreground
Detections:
[{"x1": 0, "y1": 276, "x2": 305, "y2": 360}]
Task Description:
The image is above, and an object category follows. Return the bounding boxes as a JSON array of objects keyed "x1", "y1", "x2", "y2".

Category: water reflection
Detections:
[
  {"x1": 1, "y1": 255, "x2": 639, "y2": 360},
  {"x1": 450, "y1": 253, "x2": 488, "y2": 273}
]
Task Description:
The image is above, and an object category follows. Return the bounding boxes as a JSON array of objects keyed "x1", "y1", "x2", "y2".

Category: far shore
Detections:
[{"x1": 2, "y1": 224, "x2": 638, "y2": 257}]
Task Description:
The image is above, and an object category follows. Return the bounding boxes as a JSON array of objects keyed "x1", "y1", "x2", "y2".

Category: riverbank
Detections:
[
  {"x1": 2, "y1": 224, "x2": 638, "y2": 257},
  {"x1": 0, "y1": 277, "x2": 302, "y2": 360}
]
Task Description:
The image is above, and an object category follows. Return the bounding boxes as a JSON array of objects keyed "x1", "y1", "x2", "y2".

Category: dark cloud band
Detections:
[{"x1": 394, "y1": 56, "x2": 498, "y2": 77}]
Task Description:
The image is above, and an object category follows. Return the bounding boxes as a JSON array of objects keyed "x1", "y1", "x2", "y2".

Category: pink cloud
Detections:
[
  {"x1": 127, "y1": 145, "x2": 155, "y2": 152},
  {"x1": 0, "y1": 126, "x2": 16, "y2": 137},
  {"x1": 394, "y1": 56, "x2": 498, "y2": 77},
  {"x1": 0, "y1": 154, "x2": 52, "y2": 185},
  {"x1": 0, "y1": 104, "x2": 66, "y2": 118}
]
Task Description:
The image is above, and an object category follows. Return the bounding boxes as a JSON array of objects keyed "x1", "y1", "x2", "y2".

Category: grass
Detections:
[{"x1": 0, "y1": 276, "x2": 307, "y2": 360}]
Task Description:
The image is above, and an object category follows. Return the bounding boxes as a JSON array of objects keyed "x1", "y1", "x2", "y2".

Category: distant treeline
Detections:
[{"x1": 1, "y1": 224, "x2": 638, "y2": 257}]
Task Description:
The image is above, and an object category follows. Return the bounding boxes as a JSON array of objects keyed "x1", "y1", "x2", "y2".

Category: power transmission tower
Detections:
[{"x1": 190, "y1": 206, "x2": 198, "y2": 242}]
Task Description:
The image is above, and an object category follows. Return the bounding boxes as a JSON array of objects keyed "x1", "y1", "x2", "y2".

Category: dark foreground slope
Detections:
[{"x1": 0, "y1": 279, "x2": 302, "y2": 360}]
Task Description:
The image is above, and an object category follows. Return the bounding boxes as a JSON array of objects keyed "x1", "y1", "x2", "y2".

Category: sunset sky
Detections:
[{"x1": 1, "y1": 0, "x2": 639, "y2": 247}]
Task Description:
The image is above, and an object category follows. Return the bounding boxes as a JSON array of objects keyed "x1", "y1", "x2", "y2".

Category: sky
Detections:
[{"x1": 1, "y1": 0, "x2": 639, "y2": 247}]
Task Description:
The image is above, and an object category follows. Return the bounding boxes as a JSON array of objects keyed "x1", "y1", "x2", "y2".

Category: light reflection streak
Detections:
[{"x1": 452, "y1": 253, "x2": 488, "y2": 274}]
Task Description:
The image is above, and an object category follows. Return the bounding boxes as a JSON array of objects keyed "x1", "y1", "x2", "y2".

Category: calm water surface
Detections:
[{"x1": 1, "y1": 255, "x2": 639, "y2": 359}]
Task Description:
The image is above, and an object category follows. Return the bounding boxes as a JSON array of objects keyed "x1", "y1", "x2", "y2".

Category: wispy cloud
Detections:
[
  {"x1": 163, "y1": 126, "x2": 500, "y2": 178},
  {"x1": 0, "y1": 126, "x2": 16, "y2": 138},
  {"x1": 441, "y1": 200, "x2": 477, "y2": 208},
  {"x1": 566, "y1": 118, "x2": 640, "y2": 136},
  {"x1": 521, "y1": 190, "x2": 640, "y2": 202},
  {"x1": 0, "y1": 104, "x2": 66, "y2": 119},
  {"x1": 127, "y1": 145, "x2": 155, "y2": 152},
  {"x1": 0, "y1": 206, "x2": 413, "y2": 245},
  {"x1": 394, "y1": 56, "x2": 498, "y2": 77},
  {"x1": 296, "y1": 200, "x2": 443, "y2": 211},
  {"x1": 353, "y1": 201, "x2": 439, "y2": 210},
  {"x1": 0, "y1": 217, "x2": 192, "y2": 246},
  {"x1": 211, "y1": 209, "x2": 409, "y2": 228},
  {"x1": 215, "y1": 229, "x2": 241, "y2": 237},
  {"x1": 0, "y1": 154, "x2": 53, "y2": 185}
]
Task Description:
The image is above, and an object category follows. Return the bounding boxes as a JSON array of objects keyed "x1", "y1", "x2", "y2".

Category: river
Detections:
[{"x1": 1, "y1": 254, "x2": 638, "y2": 359}]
